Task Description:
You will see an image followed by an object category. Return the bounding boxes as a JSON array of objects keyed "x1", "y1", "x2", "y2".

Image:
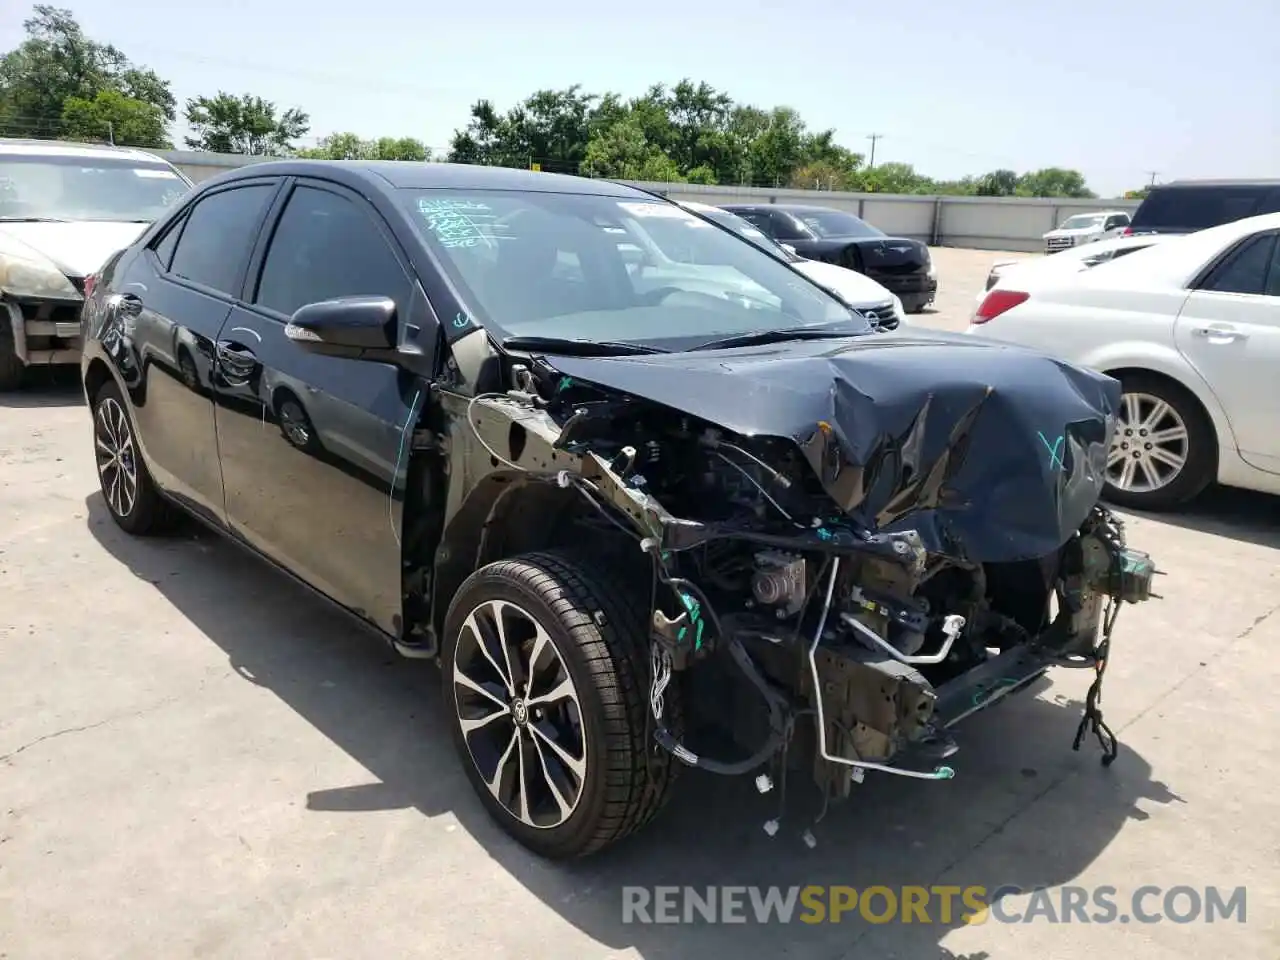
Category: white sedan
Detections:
[{"x1": 966, "y1": 212, "x2": 1280, "y2": 511}]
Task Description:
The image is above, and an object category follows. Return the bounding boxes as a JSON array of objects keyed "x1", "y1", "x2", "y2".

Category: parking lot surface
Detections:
[{"x1": 2, "y1": 248, "x2": 1277, "y2": 960}]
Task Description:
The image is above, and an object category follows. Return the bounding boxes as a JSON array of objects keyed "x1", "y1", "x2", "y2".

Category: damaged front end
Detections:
[{"x1": 432, "y1": 330, "x2": 1160, "y2": 832}]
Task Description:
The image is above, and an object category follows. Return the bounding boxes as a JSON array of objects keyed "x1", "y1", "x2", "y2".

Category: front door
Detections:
[
  {"x1": 212, "y1": 179, "x2": 429, "y2": 635},
  {"x1": 1175, "y1": 229, "x2": 1280, "y2": 474}
]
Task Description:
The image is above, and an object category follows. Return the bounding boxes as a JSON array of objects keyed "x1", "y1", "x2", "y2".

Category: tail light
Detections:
[
  {"x1": 1120, "y1": 226, "x2": 1133, "y2": 236},
  {"x1": 973, "y1": 289, "x2": 1029, "y2": 324},
  {"x1": 82, "y1": 274, "x2": 97, "y2": 301}
]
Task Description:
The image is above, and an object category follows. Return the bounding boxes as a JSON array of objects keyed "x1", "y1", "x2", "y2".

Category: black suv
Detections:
[{"x1": 1127, "y1": 180, "x2": 1280, "y2": 236}]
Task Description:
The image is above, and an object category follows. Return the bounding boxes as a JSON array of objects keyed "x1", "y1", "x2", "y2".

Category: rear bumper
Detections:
[{"x1": 869, "y1": 272, "x2": 937, "y2": 310}]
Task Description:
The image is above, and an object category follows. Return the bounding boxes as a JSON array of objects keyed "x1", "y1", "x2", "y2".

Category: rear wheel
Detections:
[
  {"x1": 0, "y1": 319, "x2": 24, "y2": 391},
  {"x1": 92, "y1": 379, "x2": 176, "y2": 535},
  {"x1": 442, "y1": 551, "x2": 682, "y2": 859},
  {"x1": 1103, "y1": 372, "x2": 1216, "y2": 511}
]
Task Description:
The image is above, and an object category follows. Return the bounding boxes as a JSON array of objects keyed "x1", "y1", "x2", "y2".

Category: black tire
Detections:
[
  {"x1": 442, "y1": 551, "x2": 683, "y2": 860},
  {"x1": 1102, "y1": 372, "x2": 1216, "y2": 511},
  {"x1": 91, "y1": 379, "x2": 177, "y2": 535},
  {"x1": 0, "y1": 318, "x2": 25, "y2": 391}
]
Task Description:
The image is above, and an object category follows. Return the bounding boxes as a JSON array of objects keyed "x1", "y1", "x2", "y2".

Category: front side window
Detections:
[
  {"x1": 1199, "y1": 234, "x2": 1277, "y2": 295},
  {"x1": 794, "y1": 209, "x2": 883, "y2": 239},
  {"x1": 402, "y1": 190, "x2": 864, "y2": 349},
  {"x1": 255, "y1": 185, "x2": 411, "y2": 317},
  {"x1": 168, "y1": 184, "x2": 275, "y2": 295},
  {"x1": 0, "y1": 153, "x2": 191, "y2": 223}
]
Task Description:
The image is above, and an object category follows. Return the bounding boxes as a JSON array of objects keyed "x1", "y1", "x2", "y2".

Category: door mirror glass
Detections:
[{"x1": 285, "y1": 295, "x2": 398, "y2": 358}]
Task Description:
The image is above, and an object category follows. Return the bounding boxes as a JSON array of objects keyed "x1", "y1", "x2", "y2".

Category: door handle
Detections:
[
  {"x1": 1192, "y1": 325, "x2": 1248, "y2": 343},
  {"x1": 216, "y1": 340, "x2": 258, "y2": 362}
]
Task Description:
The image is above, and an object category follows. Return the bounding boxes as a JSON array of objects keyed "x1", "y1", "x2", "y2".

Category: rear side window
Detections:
[
  {"x1": 254, "y1": 185, "x2": 411, "y2": 317},
  {"x1": 1199, "y1": 233, "x2": 1277, "y2": 295},
  {"x1": 1133, "y1": 185, "x2": 1267, "y2": 232},
  {"x1": 168, "y1": 184, "x2": 275, "y2": 295}
]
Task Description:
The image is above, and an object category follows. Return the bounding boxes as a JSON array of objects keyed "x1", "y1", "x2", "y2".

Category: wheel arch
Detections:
[
  {"x1": 83, "y1": 356, "x2": 115, "y2": 404},
  {"x1": 425, "y1": 476, "x2": 631, "y2": 643}
]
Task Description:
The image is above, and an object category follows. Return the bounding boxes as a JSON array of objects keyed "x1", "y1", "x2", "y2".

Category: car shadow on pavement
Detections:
[
  {"x1": 85, "y1": 493, "x2": 1183, "y2": 960},
  {"x1": 1122, "y1": 486, "x2": 1280, "y2": 551},
  {"x1": 0, "y1": 368, "x2": 84, "y2": 408}
]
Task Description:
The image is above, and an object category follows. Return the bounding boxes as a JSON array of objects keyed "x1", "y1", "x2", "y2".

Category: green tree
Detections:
[
  {"x1": 61, "y1": 89, "x2": 170, "y2": 147},
  {"x1": 580, "y1": 117, "x2": 682, "y2": 182},
  {"x1": 1124, "y1": 187, "x2": 1150, "y2": 200},
  {"x1": 854, "y1": 161, "x2": 931, "y2": 194},
  {"x1": 297, "y1": 132, "x2": 429, "y2": 161},
  {"x1": 183, "y1": 92, "x2": 309, "y2": 155},
  {"x1": 1015, "y1": 167, "x2": 1096, "y2": 199},
  {"x1": 975, "y1": 169, "x2": 1018, "y2": 196},
  {"x1": 0, "y1": 5, "x2": 174, "y2": 145}
]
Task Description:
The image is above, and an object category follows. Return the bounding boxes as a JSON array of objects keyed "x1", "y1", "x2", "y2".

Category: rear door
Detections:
[
  {"x1": 1174, "y1": 229, "x2": 1280, "y2": 473},
  {"x1": 121, "y1": 179, "x2": 280, "y2": 523},
  {"x1": 212, "y1": 177, "x2": 430, "y2": 635}
]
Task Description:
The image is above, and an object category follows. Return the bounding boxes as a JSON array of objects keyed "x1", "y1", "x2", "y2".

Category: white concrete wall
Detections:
[{"x1": 157, "y1": 150, "x2": 1140, "y2": 253}]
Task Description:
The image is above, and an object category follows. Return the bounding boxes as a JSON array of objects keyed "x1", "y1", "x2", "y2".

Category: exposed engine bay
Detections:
[{"x1": 424, "y1": 328, "x2": 1161, "y2": 834}]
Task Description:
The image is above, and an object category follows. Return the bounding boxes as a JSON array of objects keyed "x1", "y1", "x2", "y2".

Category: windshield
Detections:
[
  {"x1": 794, "y1": 209, "x2": 884, "y2": 239},
  {"x1": 1059, "y1": 214, "x2": 1105, "y2": 230},
  {"x1": 404, "y1": 190, "x2": 868, "y2": 350},
  {"x1": 0, "y1": 153, "x2": 190, "y2": 222}
]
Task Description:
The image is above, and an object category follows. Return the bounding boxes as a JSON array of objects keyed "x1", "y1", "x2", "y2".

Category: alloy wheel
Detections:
[
  {"x1": 451, "y1": 599, "x2": 587, "y2": 830},
  {"x1": 279, "y1": 401, "x2": 312, "y2": 448},
  {"x1": 94, "y1": 397, "x2": 138, "y2": 518},
  {"x1": 1108, "y1": 391, "x2": 1189, "y2": 493}
]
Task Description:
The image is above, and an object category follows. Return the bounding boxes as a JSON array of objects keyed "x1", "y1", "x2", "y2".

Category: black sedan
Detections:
[
  {"x1": 720, "y1": 203, "x2": 938, "y2": 313},
  {"x1": 80, "y1": 160, "x2": 1155, "y2": 860}
]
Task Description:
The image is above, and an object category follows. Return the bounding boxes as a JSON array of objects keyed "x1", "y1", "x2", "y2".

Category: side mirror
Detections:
[
  {"x1": 618, "y1": 243, "x2": 650, "y2": 269},
  {"x1": 781, "y1": 243, "x2": 799, "y2": 256},
  {"x1": 284, "y1": 295, "x2": 398, "y2": 359}
]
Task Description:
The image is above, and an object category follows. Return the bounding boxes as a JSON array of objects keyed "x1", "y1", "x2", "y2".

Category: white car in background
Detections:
[
  {"x1": 0, "y1": 138, "x2": 192, "y2": 390},
  {"x1": 966, "y1": 212, "x2": 1280, "y2": 511},
  {"x1": 979, "y1": 233, "x2": 1177, "y2": 301},
  {"x1": 678, "y1": 201, "x2": 905, "y2": 329},
  {"x1": 1042, "y1": 210, "x2": 1132, "y2": 254}
]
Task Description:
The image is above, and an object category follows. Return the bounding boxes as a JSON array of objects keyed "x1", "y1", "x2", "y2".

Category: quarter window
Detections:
[
  {"x1": 168, "y1": 184, "x2": 275, "y2": 295},
  {"x1": 255, "y1": 185, "x2": 412, "y2": 317},
  {"x1": 1200, "y1": 234, "x2": 1277, "y2": 295}
]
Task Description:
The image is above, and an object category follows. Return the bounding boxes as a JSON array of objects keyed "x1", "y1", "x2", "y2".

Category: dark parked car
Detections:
[
  {"x1": 81, "y1": 161, "x2": 1158, "y2": 860},
  {"x1": 720, "y1": 203, "x2": 937, "y2": 312},
  {"x1": 1126, "y1": 179, "x2": 1280, "y2": 237}
]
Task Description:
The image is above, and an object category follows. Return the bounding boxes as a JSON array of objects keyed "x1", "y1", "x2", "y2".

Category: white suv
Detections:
[{"x1": 0, "y1": 139, "x2": 192, "y2": 390}]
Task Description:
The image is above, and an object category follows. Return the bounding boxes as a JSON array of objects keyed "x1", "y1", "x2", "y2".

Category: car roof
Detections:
[
  {"x1": 215, "y1": 159, "x2": 655, "y2": 197},
  {"x1": 0, "y1": 138, "x2": 172, "y2": 164},
  {"x1": 1076, "y1": 211, "x2": 1280, "y2": 289},
  {"x1": 1153, "y1": 179, "x2": 1280, "y2": 189}
]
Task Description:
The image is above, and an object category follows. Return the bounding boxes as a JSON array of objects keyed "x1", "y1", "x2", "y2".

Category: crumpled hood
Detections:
[
  {"x1": 547, "y1": 330, "x2": 1121, "y2": 563},
  {"x1": 0, "y1": 221, "x2": 149, "y2": 278}
]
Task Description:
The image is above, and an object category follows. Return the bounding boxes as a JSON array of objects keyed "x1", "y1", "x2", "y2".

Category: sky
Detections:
[{"x1": 4, "y1": 0, "x2": 1278, "y2": 197}]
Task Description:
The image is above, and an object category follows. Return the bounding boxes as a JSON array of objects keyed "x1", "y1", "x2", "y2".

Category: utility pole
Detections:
[
  {"x1": 1146, "y1": 170, "x2": 1159, "y2": 187},
  {"x1": 867, "y1": 133, "x2": 883, "y2": 169}
]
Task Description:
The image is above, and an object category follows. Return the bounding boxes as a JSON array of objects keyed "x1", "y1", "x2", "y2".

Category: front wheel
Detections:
[
  {"x1": 1103, "y1": 373, "x2": 1216, "y2": 511},
  {"x1": 442, "y1": 551, "x2": 682, "y2": 859}
]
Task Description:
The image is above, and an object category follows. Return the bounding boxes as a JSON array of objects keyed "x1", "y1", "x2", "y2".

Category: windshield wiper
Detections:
[
  {"x1": 500, "y1": 335, "x2": 669, "y2": 356},
  {"x1": 688, "y1": 325, "x2": 865, "y2": 352}
]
